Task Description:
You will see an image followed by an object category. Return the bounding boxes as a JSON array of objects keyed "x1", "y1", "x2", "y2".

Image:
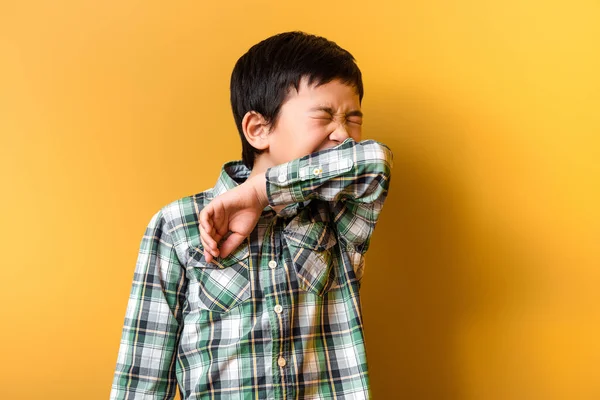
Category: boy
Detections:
[{"x1": 110, "y1": 31, "x2": 393, "y2": 399}]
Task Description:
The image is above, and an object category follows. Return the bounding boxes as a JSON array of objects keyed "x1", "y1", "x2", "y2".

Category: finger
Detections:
[
  {"x1": 200, "y1": 231, "x2": 216, "y2": 258},
  {"x1": 200, "y1": 224, "x2": 219, "y2": 257},
  {"x1": 204, "y1": 248, "x2": 213, "y2": 264},
  {"x1": 207, "y1": 208, "x2": 226, "y2": 252},
  {"x1": 200, "y1": 206, "x2": 215, "y2": 238},
  {"x1": 213, "y1": 231, "x2": 224, "y2": 249},
  {"x1": 200, "y1": 210, "x2": 219, "y2": 252},
  {"x1": 200, "y1": 226, "x2": 219, "y2": 262},
  {"x1": 212, "y1": 200, "x2": 229, "y2": 238},
  {"x1": 200, "y1": 218, "x2": 220, "y2": 258},
  {"x1": 207, "y1": 201, "x2": 229, "y2": 253},
  {"x1": 218, "y1": 232, "x2": 246, "y2": 259}
]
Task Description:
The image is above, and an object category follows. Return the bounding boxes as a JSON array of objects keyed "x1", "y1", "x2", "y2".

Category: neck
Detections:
[
  {"x1": 247, "y1": 155, "x2": 272, "y2": 180},
  {"x1": 248, "y1": 155, "x2": 287, "y2": 214}
]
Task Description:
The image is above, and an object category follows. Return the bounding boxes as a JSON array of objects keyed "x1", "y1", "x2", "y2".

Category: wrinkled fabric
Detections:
[{"x1": 110, "y1": 138, "x2": 393, "y2": 399}]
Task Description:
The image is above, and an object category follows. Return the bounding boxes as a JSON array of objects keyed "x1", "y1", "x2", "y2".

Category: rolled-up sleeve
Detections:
[{"x1": 265, "y1": 138, "x2": 393, "y2": 254}]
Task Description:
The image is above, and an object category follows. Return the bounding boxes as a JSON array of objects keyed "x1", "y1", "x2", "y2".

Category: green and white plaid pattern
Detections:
[{"x1": 110, "y1": 138, "x2": 393, "y2": 399}]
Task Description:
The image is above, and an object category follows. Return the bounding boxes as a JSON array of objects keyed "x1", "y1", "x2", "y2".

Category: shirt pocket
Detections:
[
  {"x1": 186, "y1": 242, "x2": 252, "y2": 313},
  {"x1": 283, "y1": 219, "x2": 338, "y2": 296}
]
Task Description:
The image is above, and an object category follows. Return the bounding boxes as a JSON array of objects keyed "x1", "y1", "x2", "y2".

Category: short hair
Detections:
[{"x1": 230, "y1": 31, "x2": 364, "y2": 169}]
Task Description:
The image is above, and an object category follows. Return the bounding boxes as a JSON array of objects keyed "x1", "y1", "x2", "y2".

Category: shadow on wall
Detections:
[{"x1": 361, "y1": 84, "x2": 532, "y2": 399}]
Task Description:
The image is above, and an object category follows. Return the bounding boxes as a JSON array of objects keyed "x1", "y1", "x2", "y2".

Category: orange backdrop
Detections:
[{"x1": 1, "y1": 1, "x2": 598, "y2": 399}]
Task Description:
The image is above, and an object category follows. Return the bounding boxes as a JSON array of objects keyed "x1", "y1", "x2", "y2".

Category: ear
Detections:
[{"x1": 242, "y1": 111, "x2": 270, "y2": 151}]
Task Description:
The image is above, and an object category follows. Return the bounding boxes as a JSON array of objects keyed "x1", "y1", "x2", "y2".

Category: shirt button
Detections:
[
  {"x1": 268, "y1": 260, "x2": 277, "y2": 269},
  {"x1": 277, "y1": 357, "x2": 286, "y2": 367},
  {"x1": 313, "y1": 167, "x2": 322, "y2": 176},
  {"x1": 274, "y1": 304, "x2": 283, "y2": 314},
  {"x1": 277, "y1": 174, "x2": 286, "y2": 183}
]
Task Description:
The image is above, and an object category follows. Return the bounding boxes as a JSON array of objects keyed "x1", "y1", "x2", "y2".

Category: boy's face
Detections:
[{"x1": 264, "y1": 76, "x2": 363, "y2": 166}]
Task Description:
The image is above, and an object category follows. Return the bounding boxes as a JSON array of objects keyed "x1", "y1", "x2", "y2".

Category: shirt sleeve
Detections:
[
  {"x1": 110, "y1": 208, "x2": 187, "y2": 400},
  {"x1": 265, "y1": 138, "x2": 394, "y2": 254}
]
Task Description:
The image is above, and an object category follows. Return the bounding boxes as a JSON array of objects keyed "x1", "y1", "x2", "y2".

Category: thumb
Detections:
[{"x1": 218, "y1": 232, "x2": 246, "y2": 259}]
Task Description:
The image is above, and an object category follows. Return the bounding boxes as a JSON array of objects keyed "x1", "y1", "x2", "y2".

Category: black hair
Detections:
[{"x1": 230, "y1": 31, "x2": 364, "y2": 169}]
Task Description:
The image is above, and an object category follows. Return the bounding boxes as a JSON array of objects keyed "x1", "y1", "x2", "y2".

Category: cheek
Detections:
[
  {"x1": 306, "y1": 121, "x2": 332, "y2": 140},
  {"x1": 348, "y1": 124, "x2": 362, "y2": 139},
  {"x1": 308, "y1": 118, "x2": 331, "y2": 129}
]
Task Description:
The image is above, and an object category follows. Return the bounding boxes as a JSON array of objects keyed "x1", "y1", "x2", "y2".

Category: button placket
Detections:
[{"x1": 263, "y1": 216, "x2": 290, "y2": 387}]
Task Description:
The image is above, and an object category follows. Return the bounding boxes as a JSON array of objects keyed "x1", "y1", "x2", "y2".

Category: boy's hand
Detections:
[{"x1": 199, "y1": 173, "x2": 269, "y2": 264}]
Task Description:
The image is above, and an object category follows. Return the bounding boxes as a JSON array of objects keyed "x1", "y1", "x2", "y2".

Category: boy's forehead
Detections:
[{"x1": 293, "y1": 77, "x2": 361, "y2": 105}]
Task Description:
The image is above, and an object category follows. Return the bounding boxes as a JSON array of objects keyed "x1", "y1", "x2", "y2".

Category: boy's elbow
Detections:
[{"x1": 358, "y1": 139, "x2": 394, "y2": 171}]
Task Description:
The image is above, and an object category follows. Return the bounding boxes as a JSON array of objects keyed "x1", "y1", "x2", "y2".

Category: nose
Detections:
[{"x1": 329, "y1": 121, "x2": 350, "y2": 143}]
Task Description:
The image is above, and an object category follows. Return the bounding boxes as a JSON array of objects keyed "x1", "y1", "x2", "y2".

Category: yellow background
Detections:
[{"x1": 1, "y1": 1, "x2": 598, "y2": 399}]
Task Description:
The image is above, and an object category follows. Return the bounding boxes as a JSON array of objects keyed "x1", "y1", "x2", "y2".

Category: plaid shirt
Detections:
[{"x1": 110, "y1": 138, "x2": 393, "y2": 399}]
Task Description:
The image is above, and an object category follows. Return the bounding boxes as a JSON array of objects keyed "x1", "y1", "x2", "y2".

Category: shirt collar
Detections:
[
  {"x1": 212, "y1": 160, "x2": 251, "y2": 198},
  {"x1": 212, "y1": 160, "x2": 310, "y2": 217}
]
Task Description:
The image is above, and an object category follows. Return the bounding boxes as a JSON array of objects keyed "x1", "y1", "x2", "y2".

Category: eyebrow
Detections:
[{"x1": 309, "y1": 106, "x2": 363, "y2": 118}]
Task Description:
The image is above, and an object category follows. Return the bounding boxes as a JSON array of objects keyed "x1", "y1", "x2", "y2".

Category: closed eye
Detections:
[{"x1": 311, "y1": 115, "x2": 333, "y2": 122}]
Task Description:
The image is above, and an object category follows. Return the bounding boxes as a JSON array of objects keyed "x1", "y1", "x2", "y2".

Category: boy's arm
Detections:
[
  {"x1": 110, "y1": 209, "x2": 187, "y2": 400},
  {"x1": 263, "y1": 138, "x2": 393, "y2": 253},
  {"x1": 200, "y1": 138, "x2": 393, "y2": 260}
]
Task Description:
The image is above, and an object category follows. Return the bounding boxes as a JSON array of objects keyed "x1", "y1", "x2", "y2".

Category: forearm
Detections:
[
  {"x1": 248, "y1": 171, "x2": 270, "y2": 209},
  {"x1": 259, "y1": 139, "x2": 393, "y2": 206}
]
